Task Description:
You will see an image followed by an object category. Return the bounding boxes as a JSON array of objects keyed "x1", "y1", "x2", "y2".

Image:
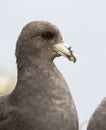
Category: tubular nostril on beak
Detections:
[
  {"x1": 69, "y1": 46, "x2": 71, "y2": 50},
  {"x1": 63, "y1": 43, "x2": 71, "y2": 49}
]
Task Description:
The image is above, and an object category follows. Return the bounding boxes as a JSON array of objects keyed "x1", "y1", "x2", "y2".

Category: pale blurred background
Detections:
[
  {"x1": 0, "y1": 0, "x2": 106, "y2": 129},
  {"x1": 0, "y1": 69, "x2": 16, "y2": 95}
]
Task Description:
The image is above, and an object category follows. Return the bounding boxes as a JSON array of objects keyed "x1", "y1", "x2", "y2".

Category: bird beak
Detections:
[{"x1": 54, "y1": 42, "x2": 77, "y2": 63}]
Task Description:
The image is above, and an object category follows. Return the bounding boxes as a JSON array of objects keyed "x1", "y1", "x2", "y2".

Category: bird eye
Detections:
[{"x1": 42, "y1": 31, "x2": 55, "y2": 39}]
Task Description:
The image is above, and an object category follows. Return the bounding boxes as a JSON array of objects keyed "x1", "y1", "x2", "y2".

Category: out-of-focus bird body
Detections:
[{"x1": 87, "y1": 97, "x2": 106, "y2": 130}]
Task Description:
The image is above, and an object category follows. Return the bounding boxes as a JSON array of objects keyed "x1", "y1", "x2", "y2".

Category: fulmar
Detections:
[{"x1": 0, "y1": 21, "x2": 78, "y2": 130}]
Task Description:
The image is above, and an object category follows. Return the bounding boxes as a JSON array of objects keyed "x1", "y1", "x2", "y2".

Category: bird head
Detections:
[{"x1": 16, "y1": 21, "x2": 77, "y2": 66}]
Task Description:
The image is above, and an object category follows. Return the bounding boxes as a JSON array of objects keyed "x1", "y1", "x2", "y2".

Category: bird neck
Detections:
[
  {"x1": 10, "y1": 60, "x2": 60, "y2": 100},
  {"x1": 17, "y1": 60, "x2": 54, "y2": 81}
]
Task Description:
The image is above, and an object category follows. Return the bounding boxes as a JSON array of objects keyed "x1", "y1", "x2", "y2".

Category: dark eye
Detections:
[{"x1": 42, "y1": 31, "x2": 55, "y2": 39}]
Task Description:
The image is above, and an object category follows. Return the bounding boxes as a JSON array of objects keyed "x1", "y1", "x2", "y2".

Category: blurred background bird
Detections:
[{"x1": 0, "y1": 69, "x2": 16, "y2": 96}]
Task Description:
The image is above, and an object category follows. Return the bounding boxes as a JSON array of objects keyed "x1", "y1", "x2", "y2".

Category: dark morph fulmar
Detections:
[{"x1": 0, "y1": 21, "x2": 79, "y2": 130}]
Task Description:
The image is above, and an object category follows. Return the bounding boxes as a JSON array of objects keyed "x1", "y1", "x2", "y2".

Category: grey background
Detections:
[{"x1": 0, "y1": 0, "x2": 106, "y2": 128}]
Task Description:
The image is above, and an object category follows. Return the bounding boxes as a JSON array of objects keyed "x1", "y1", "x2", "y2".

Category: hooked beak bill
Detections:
[{"x1": 54, "y1": 42, "x2": 77, "y2": 63}]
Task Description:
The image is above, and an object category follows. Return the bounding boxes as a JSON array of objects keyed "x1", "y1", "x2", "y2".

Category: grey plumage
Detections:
[
  {"x1": 0, "y1": 21, "x2": 78, "y2": 130},
  {"x1": 87, "y1": 97, "x2": 106, "y2": 130}
]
